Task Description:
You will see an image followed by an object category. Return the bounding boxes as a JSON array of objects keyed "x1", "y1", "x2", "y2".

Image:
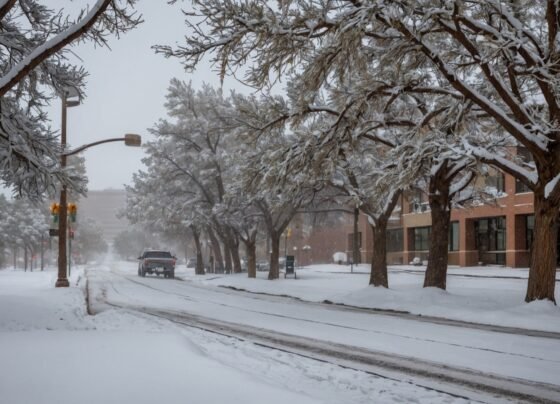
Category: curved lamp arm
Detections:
[{"x1": 62, "y1": 133, "x2": 141, "y2": 157}]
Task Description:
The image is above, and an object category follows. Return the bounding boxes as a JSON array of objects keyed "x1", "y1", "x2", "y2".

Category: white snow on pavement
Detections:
[{"x1": 1, "y1": 261, "x2": 559, "y2": 404}]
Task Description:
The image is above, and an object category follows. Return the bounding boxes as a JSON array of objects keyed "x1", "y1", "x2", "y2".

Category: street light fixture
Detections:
[{"x1": 54, "y1": 90, "x2": 142, "y2": 288}]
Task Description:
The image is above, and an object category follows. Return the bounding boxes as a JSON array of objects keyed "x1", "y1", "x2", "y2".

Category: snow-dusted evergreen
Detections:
[{"x1": 0, "y1": 0, "x2": 140, "y2": 197}]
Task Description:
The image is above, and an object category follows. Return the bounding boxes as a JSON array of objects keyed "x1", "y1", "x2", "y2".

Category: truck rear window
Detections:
[{"x1": 143, "y1": 251, "x2": 172, "y2": 258}]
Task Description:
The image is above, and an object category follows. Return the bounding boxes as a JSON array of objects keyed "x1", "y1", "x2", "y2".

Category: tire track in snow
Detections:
[
  {"x1": 97, "y1": 299, "x2": 560, "y2": 404},
  {"x1": 89, "y1": 268, "x2": 560, "y2": 404}
]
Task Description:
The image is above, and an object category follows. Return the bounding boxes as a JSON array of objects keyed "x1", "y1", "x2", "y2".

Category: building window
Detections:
[
  {"x1": 485, "y1": 172, "x2": 505, "y2": 193},
  {"x1": 515, "y1": 147, "x2": 533, "y2": 194},
  {"x1": 387, "y1": 228, "x2": 403, "y2": 252},
  {"x1": 515, "y1": 179, "x2": 531, "y2": 194},
  {"x1": 408, "y1": 190, "x2": 430, "y2": 213},
  {"x1": 449, "y1": 222, "x2": 459, "y2": 251},
  {"x1": 413, "y1": 226, "x2": 431, "y2": 251},
  {"x1": 475, "y1": 217, "x2": 506, "y2": 265}
]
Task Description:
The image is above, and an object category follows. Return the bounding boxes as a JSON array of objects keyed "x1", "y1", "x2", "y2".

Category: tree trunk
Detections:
[
  {"x1": 223, "y1": 241, "x2": 232, "y2": 274},
  {"x1": 353, "y1": 207, "x2": 361, "y2": 264},
  {"x1": 24, "y1": 246, "x2": 28, "y2": 272},
  {"x1": 364, "y1": 190, "x2": 401, "y2": 288},
  {"x1": 369, "y1": 221, "x2": 389, "y2": 287},
  {"x1": 269, "y1": 233, "x2": 281, "y2": 280},
  {"x1": 208, "y1": 228, "x2": 224, "y2": 273},
  {"x1": 192, "y1": 228, "x2": 205, "y2": 275},
  {"x1": 230, "y1": 240, "x2": 242, "y2": 274},
  {"x1": 225, "y1": 229, "x2": 241, "y2": 274},
  {"x1": 424, "y1": 182, "x2": 451, "y2": 289},
  {"x1": 245, "y1": 241, "x2": 257, "y2": 278},
  {"x1": 183, "y1": 240, "x2": 189, "y2": 267},
  {"x1": 526, "y1": 192, "x2": 558, "y2": 303}
]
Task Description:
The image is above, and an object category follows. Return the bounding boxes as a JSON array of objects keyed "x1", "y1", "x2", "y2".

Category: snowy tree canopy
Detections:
[
  {"x1": 159, "y1": 0, "x2": 560, "y2": 301},
  {"x1": 0, "y1": 0, "x2": 140, "y2": 197}
]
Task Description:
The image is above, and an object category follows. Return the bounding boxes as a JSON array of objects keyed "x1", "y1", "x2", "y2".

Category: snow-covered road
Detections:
[{"x1": 88, "y1": 261, "x2": 560, "y2": 402}]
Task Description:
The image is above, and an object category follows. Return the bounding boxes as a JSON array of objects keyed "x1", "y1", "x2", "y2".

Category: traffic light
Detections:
[
  {"x1": 68, "y1": 203, "x2": 77, "y2": 223},
  {"x1": 287, "y1": 228, "x2": 292, "y2": 238},
  {"x1": 50, "y1": 203, "x2": 60, "y2": 223}
]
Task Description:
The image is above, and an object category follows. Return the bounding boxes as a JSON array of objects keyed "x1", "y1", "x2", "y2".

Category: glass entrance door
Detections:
[{"x1": 475, "y1": 217, "x2": 506, "y2": 265}]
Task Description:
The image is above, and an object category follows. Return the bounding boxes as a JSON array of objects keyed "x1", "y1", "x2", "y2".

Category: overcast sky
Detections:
[{"x1": 48, "y1": 1, "x2": 249, "y2": 191}]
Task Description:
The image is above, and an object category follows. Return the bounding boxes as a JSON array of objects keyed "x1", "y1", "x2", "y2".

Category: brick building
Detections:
[
  {"x1": 338, "y1": 171, "x2": 558, "y2": 268},
  {"x1": 273, "y1": 211, "x2": 349, "y2": 265}
]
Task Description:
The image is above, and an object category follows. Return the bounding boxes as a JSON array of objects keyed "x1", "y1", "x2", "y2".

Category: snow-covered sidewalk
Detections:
[{"x1": 0, "y1": 267, "x2": 324, "y2": 404}]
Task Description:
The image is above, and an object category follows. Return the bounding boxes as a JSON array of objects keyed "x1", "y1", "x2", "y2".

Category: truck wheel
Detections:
[
  {"x1": 141, "y1": 268, "x2": 146, "y2": 277},
  {"x1": 169, "y1": 271, "x2": 175, "y2": 279}
]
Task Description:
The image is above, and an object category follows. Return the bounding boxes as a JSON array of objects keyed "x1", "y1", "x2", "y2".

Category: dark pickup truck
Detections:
[{"x1": 138, "y1": 250, "x2": 176, "y2": 279}]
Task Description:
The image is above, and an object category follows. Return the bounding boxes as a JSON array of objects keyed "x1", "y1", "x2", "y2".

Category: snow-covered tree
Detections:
[
  {"x1": 124, "y1": 156, "x2": 206, "y2": 273},
  {"x1": 72, "y1": 218, "x2": 107, "y2": 263},
  {"x1": 126, "y1": 81, "x2": 246, "y2": 275},
  {"x1": 113, "y1": 227, "x2": 153, "y2": 260},
  {"x1": 0, "y1": 0, "x2": 140, "y2": 197},
  {"x1": 153, "y1": 80, "x2": 242, "y2": 273},
  {"x1": 0, "y1": 197, "x2": 49, "y2": 269},
  {"x1": 231, "y1": 93, "x2": 332, "y2": 280},
  {"x1": 160, "y1": 0, "x2": 560, "y2": 303}
]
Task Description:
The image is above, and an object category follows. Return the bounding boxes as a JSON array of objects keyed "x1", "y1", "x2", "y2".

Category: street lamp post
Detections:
[
  {"x1": 55, "y1": 89, "x2": 79, "y2": 288},
  {"x1": 54, "y1": 90, "x2": 142, "y2": 288}
]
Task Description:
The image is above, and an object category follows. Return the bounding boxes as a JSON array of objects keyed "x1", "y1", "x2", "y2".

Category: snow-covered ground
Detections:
[
  {"x1": 1, "y1": 260, "x2": 559, "y2": 404},
  {"x1": 181, "y1": 263, "x2": 560, "y2": 332}
]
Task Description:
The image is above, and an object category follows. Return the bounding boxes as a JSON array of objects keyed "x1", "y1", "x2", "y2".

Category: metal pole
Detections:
[
  {"x1": 55, "y1": 95, "x2": 69, "y2": 287},
  {"x1": 40, "y1": 233, "x2": 44, "y2": 271},
  {"x1": 68, "y1": 226, "x2": 72, "y2": 277}
]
